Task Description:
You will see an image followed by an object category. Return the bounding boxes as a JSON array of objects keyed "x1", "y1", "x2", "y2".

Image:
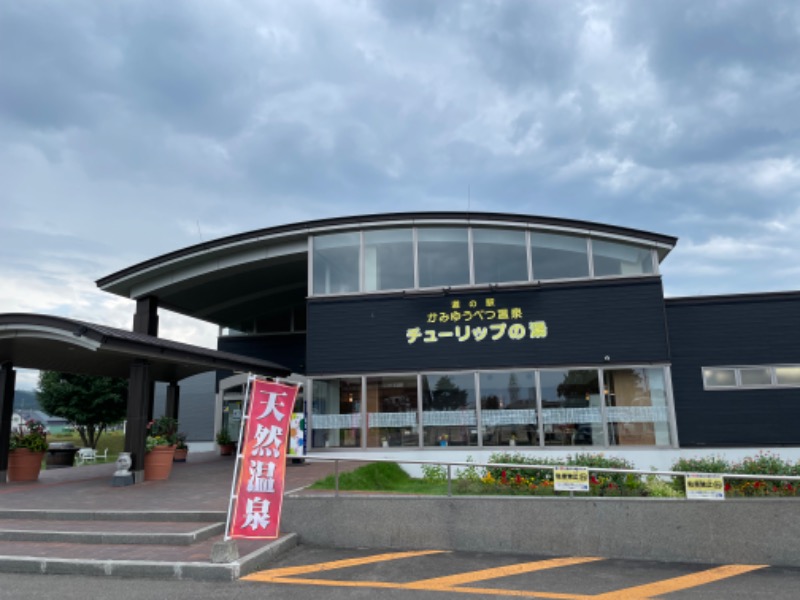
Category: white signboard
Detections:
[
  {"x1": 684, "y1": 473, "x2": 725, "y2": 500},
  {"x1": 554, "y1": 466, "x2": 590, "y2": 492}
]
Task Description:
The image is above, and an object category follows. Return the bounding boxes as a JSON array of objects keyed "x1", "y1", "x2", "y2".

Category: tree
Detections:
[{"x1": 37, "y1": 371, "x2": 127, "y2": 449}]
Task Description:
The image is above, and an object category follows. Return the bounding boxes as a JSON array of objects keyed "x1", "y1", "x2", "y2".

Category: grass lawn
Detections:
[
  {"x1": 309, "y1": 462, "x2": 448, "y2": 495},
  {"x1": 46, "y1": 430, "x2": 125, "y2": 466}
]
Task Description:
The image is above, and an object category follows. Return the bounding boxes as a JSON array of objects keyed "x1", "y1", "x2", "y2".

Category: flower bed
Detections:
[
  {"x1": 419, "y1": 451, "x2": 800, "y2": 498},
  {"x1": 672, "y1": 451, "x2": 800, "y2": 497}
]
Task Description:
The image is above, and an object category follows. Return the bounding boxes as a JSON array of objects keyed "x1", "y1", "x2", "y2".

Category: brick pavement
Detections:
[
  {"x1": 0, "y1": 452, "x2": 344, "y2": 511},
  {"x1": 0, "y1": 453, "x2": 354, "y2": 574}
]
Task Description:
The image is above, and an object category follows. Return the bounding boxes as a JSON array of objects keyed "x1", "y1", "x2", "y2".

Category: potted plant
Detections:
[
  {"x1": 173, "y1": 432, "x2": 188, "y2": 462},
  {"x1": 144, "y1": 416, "x2": 178, "y2": 480},
  {"x1": 8, "y1": 420, "x2": 48, "y2": 482},
  {"x1": 216, "y1": 428, "x2": 236, "y2": 456}
]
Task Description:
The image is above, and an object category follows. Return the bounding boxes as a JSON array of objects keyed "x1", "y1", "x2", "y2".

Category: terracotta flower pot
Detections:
[
  {"x1": 8, "y1": 449, "x2": 45, "y2": 482},
  {"x1": 219, "y1": 443, "x2": 236, "y2": 456},
  {"x1": 144, "y1": 445, "x2": 176, "y2": 481},
  {"x1": 173, "y1": 448, "x2": 188, "y2": 462}
]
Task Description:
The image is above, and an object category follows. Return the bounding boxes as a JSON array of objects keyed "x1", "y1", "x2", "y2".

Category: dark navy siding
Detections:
[
  {"x1": 307, "y1": 277, "x2": 670, "y2": 375},
  {"x1": 666, "y1": 295, "x2": 800, "y2": 447},
  {"x1": 218, "y1": 333, "x2": 306, "y2": 375}
]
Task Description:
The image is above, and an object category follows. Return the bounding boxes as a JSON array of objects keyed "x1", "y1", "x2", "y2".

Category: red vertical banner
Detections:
[{"x1": 227, "y1": 378, "x2": 299, "y2": 540}]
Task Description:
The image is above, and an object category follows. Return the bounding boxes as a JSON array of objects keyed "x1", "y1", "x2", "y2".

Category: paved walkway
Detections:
[
  {"x1": 0, "y1": 452, "x2": 339, "y2": 511},
  {"x1": 0, "y1": 453, "x2": 352, "y2": 578}
]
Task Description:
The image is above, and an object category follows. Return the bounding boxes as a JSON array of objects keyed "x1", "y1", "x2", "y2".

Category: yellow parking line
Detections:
[
  {"x1": 592, "y1": 564, "x2": 768, "y2": 599},
  {"x1": 425, "y1": 586, "x2": 593, "y2": 599},
  {"x1": 404, "y1": 556, "x2": 604, "y2": 589},
  {"x1": 245, "y1": 550, "x2": 768, "y2": 600},
  {"x1": 248, "y1": 577, "x2": 594, "y2": 599},
  {"x1": 242, "y1": 549, "x2": 446, "y2": 582}
]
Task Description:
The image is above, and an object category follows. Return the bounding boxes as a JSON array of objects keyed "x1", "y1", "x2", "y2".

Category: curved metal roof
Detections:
[
  {"x1": 0, "y1": 313, "x2": 290, "y2": 381},
  {"x1": 98, "y1": 211, "x2": 677, "y2": 289},
  {"x1": 95, "y1": 211, "x2": 678, "y2": 329}
]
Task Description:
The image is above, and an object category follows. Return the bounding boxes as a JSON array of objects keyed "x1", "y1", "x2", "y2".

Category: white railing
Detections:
[{"x1": 302, "y1": 454, "x2": 800, "y2": 498}]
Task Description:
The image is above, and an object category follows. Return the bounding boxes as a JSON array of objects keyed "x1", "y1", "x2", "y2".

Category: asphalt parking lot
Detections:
[
  {"x1": 0, "y1": 545, "x2": 797, "y2": 599},
  {"x1": 241, "y1": 545, "x2": 800, "y2": 599}
]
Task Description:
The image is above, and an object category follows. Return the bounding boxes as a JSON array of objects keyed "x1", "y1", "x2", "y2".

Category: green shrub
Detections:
[
  {"x1": 669, "y1": 453, "x2": 800, "y2": 497},
  {"x1": 421, "y1": 463, "x2": 447, "y2": 484},
  {"x1": 728, "y1": 452, "x2": 800, "y2": 497},
  {"x1": 455, "y1": 456, "x2": 484, "y2": 482},
  {"x1": 486, "y1": 452, "x2": 639, "y2": 494},
  {"x1": 669, "y1": 455, "x2": 729, "y2": 492},
  {"x1": 643, "y1": 475, "x2": 683, "y2": 498},
  {"x1": 486, "y1": 452, "x2": 559, "y2": 483},
  {"x1": 570, "y1": 453, "x2": 635, "y2": 487}
]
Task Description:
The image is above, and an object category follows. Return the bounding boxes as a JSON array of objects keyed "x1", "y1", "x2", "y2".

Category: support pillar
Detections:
[
  {"x1": 165, "y1": 383, "x2": 180, "y2": 423},
  {"x1": 0, "y1": 363, "x2": 16, "y2": 484},
  {"x1": 133, "y1": 296, "x2": 159, "y2": 337},
  {"x1": 133, "y1": 296, "x2": 158, "y2": 428},
  {"x1": 125, "y1": 359, "x2": 152, "y2": 483}
]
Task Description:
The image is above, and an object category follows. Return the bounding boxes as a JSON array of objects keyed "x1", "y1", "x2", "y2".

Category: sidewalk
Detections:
[
  {"x1": 0, "y1": 453, "x2": 349, "y2": 580},
  {"x1": 0, "y1": 451, "x2": 337, "y2": 511}
]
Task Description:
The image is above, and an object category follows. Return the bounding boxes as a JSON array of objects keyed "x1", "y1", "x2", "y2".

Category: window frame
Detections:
[
  {"x1": 307, "y1": 363, "x2": 677, "y2": 450},
  {"x1": 309, "y1": 226, "x2": 660, "y2": 297},
  {"x1": 701, "y1": 364, "x2": 800, "y2": 390}
]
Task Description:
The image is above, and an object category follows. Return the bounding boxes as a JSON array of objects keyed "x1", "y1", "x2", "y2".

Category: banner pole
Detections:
[{"x1": 224, "y1": 373, "x2": 255, "y2": 540}]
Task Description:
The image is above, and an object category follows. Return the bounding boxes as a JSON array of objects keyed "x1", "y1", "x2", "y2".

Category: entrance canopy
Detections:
[{"x1": 0, "y1": 313, "x2": 290, "y2": 381}]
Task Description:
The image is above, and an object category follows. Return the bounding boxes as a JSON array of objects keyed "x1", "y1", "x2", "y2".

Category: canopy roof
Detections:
[{"x1": 0, "y1": 314, "x2": 290, "y2": 381}]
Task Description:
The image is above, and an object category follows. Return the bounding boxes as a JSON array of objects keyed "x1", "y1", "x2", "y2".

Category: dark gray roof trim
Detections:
[
  {"x1": 666, "y1": 290, "x2": 800, "y2": 306},
  {"x1": 97, "y1": 211, "x2": 678, "y2": 289},
  {"x1": 0, "y1": 313, "x2": 290, "y2": 380}
]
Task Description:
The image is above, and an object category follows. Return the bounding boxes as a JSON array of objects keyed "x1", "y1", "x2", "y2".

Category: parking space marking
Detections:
[
  {"x1": 592, "y1": 563, "x2": 768, "y2": 599},
  {"x1": 405, "y1": 556, "x2": 603, "y2": 590},
  {"x1": 244, "y1": 551, "x2": 768, "y2": 599},
  {"x1": 242, "y1": 549, "x2": 446, "y2": 581}
]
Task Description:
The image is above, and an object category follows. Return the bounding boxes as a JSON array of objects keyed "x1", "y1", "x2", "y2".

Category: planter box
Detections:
[{"x1": 46, "y1": 443, "x2": 78, "y2": 469}]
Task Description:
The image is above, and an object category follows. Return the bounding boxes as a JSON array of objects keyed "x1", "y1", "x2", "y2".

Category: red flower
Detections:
[
  {"x1": 515, "y1": 474, "x2": 522, "y2": 485},
  {"x1": 590, "y1": 476, "x2": 600, "y2": 485},
  {"x1": 724, "y1": 483, "x2": 731, "y2": 491}
]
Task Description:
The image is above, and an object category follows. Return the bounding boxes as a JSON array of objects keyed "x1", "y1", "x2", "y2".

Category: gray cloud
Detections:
[{"x1": 2, "y1": 0, "x2": 800, "y2": 358}]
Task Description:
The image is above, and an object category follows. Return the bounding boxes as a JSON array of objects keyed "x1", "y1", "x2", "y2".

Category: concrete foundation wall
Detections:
[{"x1": 282, "y1": 495, "x2": 800, "y2": 567}]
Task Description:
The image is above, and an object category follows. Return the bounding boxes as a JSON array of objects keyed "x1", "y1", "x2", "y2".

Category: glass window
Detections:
[
  {"x1": 605, "y1": 368, "x2": 671, "y2": 447},
  {"x1": 422, "y1": 373, "x2": 477, "y2": 447},
  {"x1": 366, "y1": 375, "x2": 419, "y2": 447},
  {"x1": 775, "y1": 367, "x2": 800, "y2": 386},
  {"x1": 740, "y1": 367, "x2": 773, "y2": 387},
  {"x1": 592, "y1": 239, "x2": 654, "y2": 277},
  {"x1": 479, "y1": 371, "x2": 537, "y2": 446},
  {"x1": 540, "y1": 369, "x2": 603, "y2": 446},
  {"x1": 473, "y1": 228, "x2": 529, "y2": 285},
  {"x1": 417, "y1": 228, "x2": 470, "y2": 288},
  {"x1": 312, "y1": 232, "x2": 360, "y2": 295},
  {"x1": 311, "y1": 378, "x2": 362, "y2": 448},
  {"x1": 364, "y1": 228, "x2": 414, "y2": 292},
  {"x1": 702, "y1": 368, "x2": 736, "y2": 388},
  {"x1": 531, "y1": 232, "x2": 589, "y2": 280}
]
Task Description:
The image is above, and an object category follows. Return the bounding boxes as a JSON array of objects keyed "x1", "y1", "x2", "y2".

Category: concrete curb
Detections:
[
  {"x1": 0, "y1": 509, "x2": 226, "y2": 522},
  {"x1": 0, "y1": 533, "x2": 299, "y2": 581},
  {"x1": 0, "y1": 522, "x2": 225, "y2": 545}
]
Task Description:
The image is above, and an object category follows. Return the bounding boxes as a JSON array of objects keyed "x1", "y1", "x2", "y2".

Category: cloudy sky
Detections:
[{"x1": 2, "y1": 1, "x2": 800, "y2": 388}]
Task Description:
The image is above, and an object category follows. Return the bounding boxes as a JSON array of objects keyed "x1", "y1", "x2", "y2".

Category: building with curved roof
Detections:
[{"x1": 97, "y1": 212, "x2": 800, "y2": 466}]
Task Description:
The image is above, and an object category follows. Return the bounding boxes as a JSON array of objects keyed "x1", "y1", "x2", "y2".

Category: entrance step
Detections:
[{"x1": 0, "y1": 510, "x2": 296, "y2": 581}]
